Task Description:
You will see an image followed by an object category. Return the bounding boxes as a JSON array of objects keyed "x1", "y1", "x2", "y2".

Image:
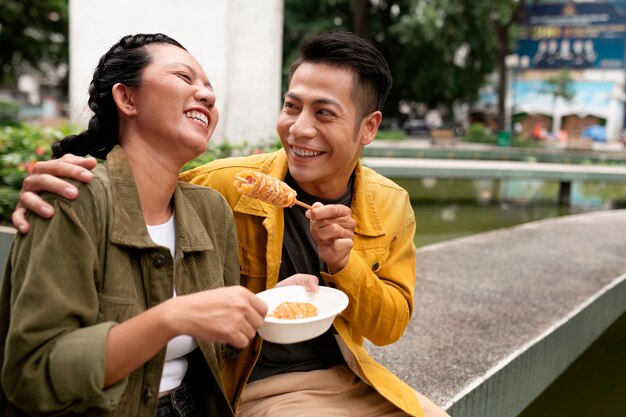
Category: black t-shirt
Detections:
[{"x1": 248, "y1": 172, "x2": 354, "y2": 382}]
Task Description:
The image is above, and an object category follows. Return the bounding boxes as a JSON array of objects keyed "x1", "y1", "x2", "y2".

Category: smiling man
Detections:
[{"x1": 12, "y1": 31, "x2": 449, "y2": 417}]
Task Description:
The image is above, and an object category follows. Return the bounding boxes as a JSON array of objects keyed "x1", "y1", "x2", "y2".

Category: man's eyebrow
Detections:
[{"x1": 284, "y1": 92, "x2": 342, "y2": 108}]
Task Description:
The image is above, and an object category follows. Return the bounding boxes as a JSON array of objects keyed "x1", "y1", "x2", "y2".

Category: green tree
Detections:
[
  {"x1": 0, "y1": 0, "x2": 69, "y2": 88},
  {"x1": 539, "y1": 69, "x2": 575, "y2": 134},
  {"x1": 386, "y1": 0, "x2": 500, "y2": 113},
  {"x1": 283, "y1": 0, "x2": 505, "y2": 121},
  {"x1": 491, "y1": 0, "x2": 527, "y2": 131}
]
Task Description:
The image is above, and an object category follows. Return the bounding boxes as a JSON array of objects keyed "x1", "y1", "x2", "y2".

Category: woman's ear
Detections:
[
  {"x1": 111, "y1": 83, "x2": 137, "y2": 116},
  {"x1": 360, "y1": 111, "x2": 382, "y2": 146}
]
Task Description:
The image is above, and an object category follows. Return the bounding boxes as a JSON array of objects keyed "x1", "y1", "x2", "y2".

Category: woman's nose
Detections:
[{"x1": 196, "y1": 85, "x2": 216, "y2": 109}]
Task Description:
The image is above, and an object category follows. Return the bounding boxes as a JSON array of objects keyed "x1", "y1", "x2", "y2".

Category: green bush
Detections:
[
  {"x1": 376, "y1": 129, "x2": 406, "y2": 140},
  {"x1": 511, "y1": 135, "x2": 542, "y2": 148},
  {"x1": 0, "y1": 128, "x2": 283, "y2": 226},
  {"x1": 0, "y1": 124, "x2": 75, "y2": 224},
  {"x1": 0, "y1": 99, "x2": 20, "y2": 126},
  {"x1": 463, "y1": 123, "x2": 496, "y2": 144},
  {"x1": 182, "y1": 138, "x2": 282, "y2": 171}
]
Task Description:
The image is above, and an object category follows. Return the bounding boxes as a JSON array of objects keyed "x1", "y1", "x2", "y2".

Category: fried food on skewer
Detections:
[
  {"x1": 269, "y1": 302, "x2": 318, "y2": 319},
  {"x1": 233, "y1": 170, "x2": 312, "y2": 209}
]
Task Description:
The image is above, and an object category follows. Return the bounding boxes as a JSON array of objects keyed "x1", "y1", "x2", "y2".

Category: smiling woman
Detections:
[{"x1": 0, "y1": 33, "x2": 266, "y2": 417}]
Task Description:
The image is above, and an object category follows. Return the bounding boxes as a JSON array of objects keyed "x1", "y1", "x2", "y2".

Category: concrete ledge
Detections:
[
  {"x1": 361, "y1": 157, "x2": 626, "y2": 183},
  {"x1": 366, "y1": 210, "x2": 626, "y2": 416},
  {"x1": 0, "y1": 226, "x2": 16, "y2": 273}
]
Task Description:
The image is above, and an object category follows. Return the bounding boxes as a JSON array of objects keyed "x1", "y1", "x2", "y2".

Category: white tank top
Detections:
[{"x1": 146, "y1": 214, "x2": 199, "y2": 393}]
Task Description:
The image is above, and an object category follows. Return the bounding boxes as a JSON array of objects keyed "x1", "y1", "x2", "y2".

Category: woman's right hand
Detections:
[
  {"x1": 12, "y1": 154, "x2": 97, "y2": 233},
  {"x1": 105, "y1": 286, "x2": 267, "y2": 386},
  {"x1": 168, "y1": 286, "x2": 268, "y2": 349}
]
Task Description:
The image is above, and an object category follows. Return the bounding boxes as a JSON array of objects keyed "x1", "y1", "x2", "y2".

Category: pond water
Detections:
[
  {"x1": 401, "y1": 178, "x2": 626, "y2": 247},
  {"x1": 399, "y1": 178, "x2": 626, "y2": 416}
]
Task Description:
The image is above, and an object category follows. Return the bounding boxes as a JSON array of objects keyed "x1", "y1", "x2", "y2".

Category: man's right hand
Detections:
[{"x1": 12, "y1": 154, "x2": 97, "y2": 234}]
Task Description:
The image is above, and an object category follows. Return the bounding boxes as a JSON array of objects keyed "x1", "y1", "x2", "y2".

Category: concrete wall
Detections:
[
  {"x1": 0, "y1": 227, "x2": 16, "y2": 275},
  {"x1": 69, "y1": 0, "x2": 283, "y2": 146}
]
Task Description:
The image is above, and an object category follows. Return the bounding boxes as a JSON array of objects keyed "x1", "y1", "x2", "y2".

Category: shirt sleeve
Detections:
[
  {"x1": 1, "y1": 193, "x2": 127, "y2": 414},
  {"x1": 322, "y1": 194, "x2": 416, "y2": 346}
]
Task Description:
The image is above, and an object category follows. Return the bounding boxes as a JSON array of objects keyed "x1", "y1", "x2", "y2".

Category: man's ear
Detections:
[
  {"x1": 111, "y1": 83, "x2": 137, "y2": 116},
  {"x1": 360, "y1": 111, "x2": 382, "y2": 146}
]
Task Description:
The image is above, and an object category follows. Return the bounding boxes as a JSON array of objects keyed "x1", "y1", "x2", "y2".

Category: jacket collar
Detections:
[
  {"x1": 106, "y1": 145, "x2": 213, "y2": 252},
  {"x1": 232, "y1": 149, "x2": 385, "y2": 237}
]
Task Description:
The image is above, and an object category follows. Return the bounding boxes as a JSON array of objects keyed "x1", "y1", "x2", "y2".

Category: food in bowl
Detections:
[
  {"x1": 270, "y1": 302, "x2": 318, "y2": 319},
  {"x1": 255, "y1": 285, "x2": 349, "y2": 344}
]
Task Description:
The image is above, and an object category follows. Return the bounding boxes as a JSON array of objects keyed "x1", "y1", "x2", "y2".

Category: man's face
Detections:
[{"x1": 276, "y1": 62, "x2": 380, "y2": 199}]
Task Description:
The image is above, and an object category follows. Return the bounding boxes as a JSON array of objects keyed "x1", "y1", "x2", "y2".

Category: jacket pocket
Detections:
[
  {"x1": 97, "y1": 293, "x2": 142, "y2": 323},
  {"x1": 354, "y1": 244, "x2": 390, "y2": 274}
]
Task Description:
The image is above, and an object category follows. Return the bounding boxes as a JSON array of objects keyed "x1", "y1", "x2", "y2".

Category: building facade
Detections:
[
  {"x1": 514, "y1": 1, "x2": 626, "y2": 142},
  {"x1": 69, "y1": 0, "x2": 284, "y2": 145}
]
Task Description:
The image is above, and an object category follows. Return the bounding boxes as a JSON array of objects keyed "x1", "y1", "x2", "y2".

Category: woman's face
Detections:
[{"x1": 124, "y1": 43, "x2": 219, "y2": 166}]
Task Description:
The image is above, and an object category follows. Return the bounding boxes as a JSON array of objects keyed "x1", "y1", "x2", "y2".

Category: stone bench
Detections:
[
  {"x1": 431, "y1": 129, "x2": 457, "y2": 146},
  {"x1": 365, "y1": 210, "x2": 626, "y2": 416},
  {"x1": 3, "y1": 211, "x2": 626, "y2": 416}
]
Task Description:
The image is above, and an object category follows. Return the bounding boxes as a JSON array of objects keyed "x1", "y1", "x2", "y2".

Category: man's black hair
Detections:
[{"x1": 288, "y1": 31, "x2": 393, "y2": 117}]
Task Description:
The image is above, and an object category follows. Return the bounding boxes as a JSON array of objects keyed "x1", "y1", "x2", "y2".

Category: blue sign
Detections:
[
  {"x1": 518, "y1": 2, "x2": 626, "y2": 69},
  {"x1": 517, "y1": 38, "x2": 625, "y2": 69},
  {"x1": 526, "y1": 2, "x2": 626, "y2": 29}
]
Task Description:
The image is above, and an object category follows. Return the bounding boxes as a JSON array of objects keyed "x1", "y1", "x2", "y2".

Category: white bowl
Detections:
[{"x1": 255, "y1": 285, "x2": 349, "y2": 344}]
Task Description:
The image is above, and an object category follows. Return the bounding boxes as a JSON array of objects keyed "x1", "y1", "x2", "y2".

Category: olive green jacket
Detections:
[
  {"x1": 181, "y1": 149, "x2": 423, "y2": 417},
  {"x1": 0, "y1": 146, "x2": 238, "y2": 416}
]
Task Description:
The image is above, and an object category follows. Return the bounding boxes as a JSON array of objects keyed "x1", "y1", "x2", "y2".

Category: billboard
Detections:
[{"x1": 518, "y1": 2, "x2": 626, "y2": 69}]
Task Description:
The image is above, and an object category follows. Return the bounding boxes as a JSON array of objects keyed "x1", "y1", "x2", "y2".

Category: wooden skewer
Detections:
[{"x1": 295, "y1": 200, "x2": 313, "y2": 210}]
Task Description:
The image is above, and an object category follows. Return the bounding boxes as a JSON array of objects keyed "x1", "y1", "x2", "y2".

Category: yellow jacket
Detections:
[{"x1": 180, "y1": 149, "x2": 423, "y2": 416}]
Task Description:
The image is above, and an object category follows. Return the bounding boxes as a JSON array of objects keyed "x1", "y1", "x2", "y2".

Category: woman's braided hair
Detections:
[{"x1": 52, "y1": 33, "x2": 186, "y2": 159}]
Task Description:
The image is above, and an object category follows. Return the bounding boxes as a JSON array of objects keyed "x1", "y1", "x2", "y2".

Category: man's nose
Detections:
[{"x1": 289, "y1": 112, "x2": 316, "y2": 139}]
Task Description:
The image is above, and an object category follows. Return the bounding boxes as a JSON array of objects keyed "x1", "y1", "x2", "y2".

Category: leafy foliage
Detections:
[
  {"x1": 0, "y1": 125, "x2": 283, "y2": 225},
  {"x1": 540, "y1": 70, "x2": 576, "y2": 104},
  {"x1": 0, "y1": 0, "x2": 69, "y2": 87},
  {"x1": 386, "y1": 0, "x2": 498, "y2": 111},
  {"x1": 181, "y1": 139, "x2": 283, "y2": 172},
  {"x1": 463, "y1": 123, "x2": 496, "y2": 144},
  {"x1": 0, "y1": 99, "x2": 20, "y2": 126},
  {"x1": 0, "y1": 124, "x2": 73, "y2": 224},
  {"x1": 376, "y1": 129, "x2": 406, "y2": 140},
  {"x1": 283, "y1": 0, "x2": 504, "y2": 117}
]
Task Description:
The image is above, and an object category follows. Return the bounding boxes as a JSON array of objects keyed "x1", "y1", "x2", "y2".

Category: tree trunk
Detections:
[
  {"x1": 494, "y1": 22, "x2": 509, "y2": 132},
  {"x1": 353, "y1": 0, "x2": 369, "y2": 38}
]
